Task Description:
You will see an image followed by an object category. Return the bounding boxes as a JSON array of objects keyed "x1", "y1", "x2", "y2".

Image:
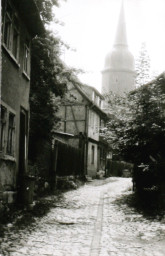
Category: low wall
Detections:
[
  {"x1": 0, "y1": 160, "x2": 17, "y2": 205},
  {"x1": 0, "y1": 160, "x2": 16, "y2": 191}
]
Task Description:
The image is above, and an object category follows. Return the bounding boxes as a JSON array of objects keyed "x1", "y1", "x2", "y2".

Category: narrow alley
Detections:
[{"x1": 0, "y1": 178, "x2": 165, "y2": 256}]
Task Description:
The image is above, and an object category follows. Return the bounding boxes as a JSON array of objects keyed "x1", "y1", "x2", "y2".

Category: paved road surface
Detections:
[{"x1": 0, "y1": 177, "x2": 165, "y2": 256}]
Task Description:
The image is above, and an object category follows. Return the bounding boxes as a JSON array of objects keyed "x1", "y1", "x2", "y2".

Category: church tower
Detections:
[{"x1": 102, "y1": 1, "x2": 135, "y2": 96}]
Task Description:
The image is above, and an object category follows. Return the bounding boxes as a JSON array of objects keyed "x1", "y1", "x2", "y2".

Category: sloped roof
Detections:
[
  {"x1": 79, "y1": 84, "x2": 104, "y2": 100},
  {"x1": 73, "y1": 82, "x2": 108, "y2": 120}
]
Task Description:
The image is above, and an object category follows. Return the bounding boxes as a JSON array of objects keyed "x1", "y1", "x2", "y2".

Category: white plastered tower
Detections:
[{"x1": 102, "y1": 0, "x2": 135, "y2": 96}]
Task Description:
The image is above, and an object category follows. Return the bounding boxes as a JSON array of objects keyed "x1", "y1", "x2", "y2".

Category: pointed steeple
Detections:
[
  {"x1": 114, "y1": 0, "x2": 128, "y2": 47},
  {"x1": 102, "y1": 0, "x2": 135, "y2": 96}
]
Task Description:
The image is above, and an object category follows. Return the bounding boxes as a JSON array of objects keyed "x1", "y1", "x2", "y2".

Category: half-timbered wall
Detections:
[
  {"x1": 57, "y1": 104, "x2": 86, "y2": 135},
  {"x1": 56, "y1": 82, "x2": 107, "y2": 177}
]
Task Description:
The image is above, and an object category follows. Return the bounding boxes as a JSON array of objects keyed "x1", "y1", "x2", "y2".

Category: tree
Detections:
[
  {"x1": 29, "y1": 0, "x2": 84, "y2": 163},
  {"x1": 102, "y1": 74, "x2": 165, "y2": 165},
  {"x1": 29, "y1": 0, "x2": 65, "y2": 162},
  {"x1": 102, "y1": 92, "x2": 130, "y2": 152},
  {"x1": 29, "y1": 32, "x2": 82, "y2": 145},
  {"x1": 135, "y1": 42, "x2": 151, "y2": 87},
  {"x1": 29, "y1": 32, "x2": 65, "y2": 143},
  {"x1": 34, "y1": 0, "x2": 61, "y2": 24},
  {"x1": 102, "y1": 74, "x2": 165, "y2": 191}
]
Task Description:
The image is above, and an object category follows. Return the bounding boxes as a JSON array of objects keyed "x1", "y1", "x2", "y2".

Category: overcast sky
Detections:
[{"x1": 51, "y1": 0, "x2": 165, "y2": 91}]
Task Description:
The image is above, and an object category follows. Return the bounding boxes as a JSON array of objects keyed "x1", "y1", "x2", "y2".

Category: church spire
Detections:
[
  {"x1": 101, "y1": 0, "x2": 135, "y2": 96},
  {"x1": 114, "y1": 0, "x2": 128, "y2": 47}
]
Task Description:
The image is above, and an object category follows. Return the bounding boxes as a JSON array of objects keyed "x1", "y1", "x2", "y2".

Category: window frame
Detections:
[
  {"x1": 0, "y1": 105, "x2": 7, "y2": 152},
  {"x1": 12, "y1": 16, "x2": 19, "y2": 59},
  {"x1": 3, "y1": 0, "x2": 20, "y2": 62},
  {"x1": 23, "y1": 40, "x2": 30, "y2": 77},
  {"x1": 3, "y1": 9, "x2": 12, "y2": 49},
  {"x1": 7, "y1": 112, "x2": 15, "y2": 156},
  {"x1": 91, "y1": 145, "x2": 95, "y2": 164},
  {"x1": 0, "y1": 102, "x2": 16, "y2": 158}
]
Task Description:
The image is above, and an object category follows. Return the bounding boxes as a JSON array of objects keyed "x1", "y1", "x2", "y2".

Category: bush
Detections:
[{"x1": 56, "y1": 176, "x2": 78, "y2": 190}]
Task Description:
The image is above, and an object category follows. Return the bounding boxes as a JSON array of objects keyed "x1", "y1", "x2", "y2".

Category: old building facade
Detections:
[
  {"x1": 0, "y1": 0, "x2": 43, "y2": 203},
  {"x1": 55, "y1": 82, "x2": 108, "y2": 177}
]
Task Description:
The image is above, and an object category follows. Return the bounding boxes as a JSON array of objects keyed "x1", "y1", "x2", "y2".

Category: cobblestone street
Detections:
[{"x1": 0, "y1": 178, "x2": 165, "y2": 256}]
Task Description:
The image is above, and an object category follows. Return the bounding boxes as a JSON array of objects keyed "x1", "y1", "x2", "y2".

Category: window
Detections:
[
  {"x1": 0, "y1": 103, "x2": 16, "y2": 158},
  {"x1": 7, "y1": 112, "x2": 15, "y2": 155},
  {"x1": 3, "y1": 4, "x2": 12, "y2": 49},
  {"x1": 12, "y1": 16, "x2": 19, "y2": 58},
  {"x1": 100, "y1": 119, "x2": 105, "y2": 131},
  {"x1": 0, "y1": 106, "x2": 7, "y2": 152},
  {"x1": 23, "y1": 40, "x2": 30, "y2": 76},
  {"x1": 100, "y1": 148, "x2": 103, "y2": 163},
  {"x1": 3, "y1": 1, "x2": 20, "y2": 60},
  {"x1": 95, "y1": 115, "x2": 100, "y2": 133},
  {"x1": 99, "y1": 98, "x2": 102, "y2": 108},
  {"x1": 91, "y1": 145, "x2": 95, "y2": 164},
  {"x1": 89, "y1": 111, "x2": 94, "y2": 127},
  {"x1": 92, "y1": 91, "x2": 95, "y2": 101},
  {"x1": 92, "y1": 112, "x2": 94, "y2": 127}
]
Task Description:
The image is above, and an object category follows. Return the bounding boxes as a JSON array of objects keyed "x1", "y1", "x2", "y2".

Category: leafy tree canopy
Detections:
[
  {"x1": 29, "y1": 0, "x2": 83, "y2": 161},
  {"x1": 135, "y1": 42, "x2": 151, "y2": 87},
  {"x1": 102, "y1": 74, "x2": 165, "y2": 165},
  {"x1": 30, "y1": 30, "x2": 81, "y2": 140},
  {"x1": 34, "y1": 0, "x2": 65, "y2": 24}
]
